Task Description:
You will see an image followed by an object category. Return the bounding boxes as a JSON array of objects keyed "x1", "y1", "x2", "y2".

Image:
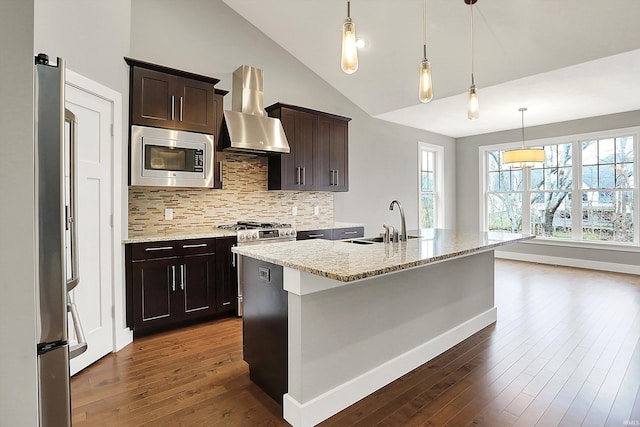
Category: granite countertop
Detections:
[
  {"x1": 232, "y1": 228, "x2": 535, "y2": 282},
  {"x1": 123, "y1": 228, "x2": 236, "y2": 244},
  {"x1": 123, "y1": 222, "x2": 364, "y2": 244}
]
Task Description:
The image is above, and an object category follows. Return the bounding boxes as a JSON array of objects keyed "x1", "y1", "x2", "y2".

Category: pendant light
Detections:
[
  {"x1": 466, "y1": 0, "x2": 479, "y2": 120},
  {"x1": 341, "y1": 0, "x2": 358, "y2": 74},
  {"x1": 503, "y1": 108, "x2": 545, "y2": 168},
  {"x1": 418, "y1": 0, "x2": 433, "y2": 103}
]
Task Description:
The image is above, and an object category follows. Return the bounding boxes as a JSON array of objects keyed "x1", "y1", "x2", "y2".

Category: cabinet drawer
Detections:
[
  {"x1": 130, "y1": 241, "x2": 180, "y2": 261},
  {"x1": 297, "y1": 229, "x2": 333, "y2": 240},
  {"x1": 175, "y1": 238, "x2": 217, "y2": 256},
  {"x1": 332, "y1": 227, "x2": 364, "y2": 240},
  {"x1": 130, "y1": 238, "x2": 216, "y2": 260}
]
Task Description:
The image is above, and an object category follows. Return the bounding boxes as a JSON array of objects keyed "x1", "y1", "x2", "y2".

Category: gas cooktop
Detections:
[{"x1": 218, "y1": 221, "x2": 293, "y2": 231}]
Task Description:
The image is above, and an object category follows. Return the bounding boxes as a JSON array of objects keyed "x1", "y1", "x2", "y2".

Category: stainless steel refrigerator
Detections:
[{"x1": 35, "y1": 53, "x2": 87, "y2": 427}]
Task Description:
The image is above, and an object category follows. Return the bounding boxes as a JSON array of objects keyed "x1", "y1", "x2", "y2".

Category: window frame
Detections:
[
  {"x1": 418, "y1": 141, "x2": 444, "y2": 228},
  {"x1": 479, "y1": 126, "x2": 640, "y2": 249}
]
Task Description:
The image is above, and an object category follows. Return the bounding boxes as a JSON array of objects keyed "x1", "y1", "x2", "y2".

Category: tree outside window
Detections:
[{"x1": 485, "y1": 134, "x2": 636, "y2": 244}]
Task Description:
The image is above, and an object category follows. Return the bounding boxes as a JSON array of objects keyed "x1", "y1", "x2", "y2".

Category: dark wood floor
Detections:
[{"x1": 71, "y1": 260, "x2": 640, "y2": 426}]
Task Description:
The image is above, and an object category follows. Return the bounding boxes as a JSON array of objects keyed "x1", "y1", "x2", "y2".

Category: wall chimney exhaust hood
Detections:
[{"x1": 219, "y1": 65, "x2": 290, "y2": 154}]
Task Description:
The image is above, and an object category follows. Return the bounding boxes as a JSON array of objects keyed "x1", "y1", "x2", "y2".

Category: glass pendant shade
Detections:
[
  {"x1": 418, "y1": 58, "x2": 433, "y2": 103},
  {"x1": 503, "y1": 148, "x2": 545, "y2": 168},
  {"x1": 467, "y1": 85, "x2": 479, "y2": 120},
  {"x1": 341, "y1": 19, "x2": 358, "y2": 74}
]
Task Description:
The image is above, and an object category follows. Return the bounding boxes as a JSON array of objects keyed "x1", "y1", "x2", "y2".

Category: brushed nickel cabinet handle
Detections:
[
  {"x1": 171, "y1": 265, "x2": 176, "y2": 292},
  {"x1": 145, "y1": 246, "x2": 174, "y2": 252},
  {"x1": 218, "y1": 161, "x2": 223, "y2": 183},
  {"x1": 170, "y1": 96, "x2": 175, "y2": 121},
  {"x1": 182, "y1": 243, "x2": 207, "y2": 249},
  {"x1": 180, "y1": 264, "x2": 185, "y2": 291},
  {"x1": 179, "y1": 97, "x2": 183, "y2": 121}
]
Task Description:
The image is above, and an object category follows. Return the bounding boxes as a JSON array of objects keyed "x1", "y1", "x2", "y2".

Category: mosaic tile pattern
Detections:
[
  {"x1": 128, "y1": 153, "x2": 335, "y2": 238},
  {"x1": 233, "y1": 229, "x2": 536, "y2": 283}
]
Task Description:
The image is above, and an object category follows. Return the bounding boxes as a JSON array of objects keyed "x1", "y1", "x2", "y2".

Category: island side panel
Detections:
[
  {"x1": 285, "y1": 250, "x2": 496, "y2": 421},
  {"x1": 241, "y1": 257, "x2": 288, "y2": 404}
]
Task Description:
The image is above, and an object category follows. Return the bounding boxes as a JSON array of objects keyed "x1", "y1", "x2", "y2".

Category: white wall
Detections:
[
  {"x1": 129, "y1": 0, "x2": 456, "y2": 235},
  {"x1": 0, "y1": 0, "x2": 39, "y2": 424},
  {"x1": 34, "y1": 0, "x2": 131, "y2": 239},
  {"x1": 456, "y1": 109, "x2": 640, "y2": 267}
]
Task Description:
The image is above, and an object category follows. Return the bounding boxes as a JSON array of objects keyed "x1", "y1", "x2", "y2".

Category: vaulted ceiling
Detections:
[{"x1": 223, "y1": 0, "x2": 640, "y2": 137}]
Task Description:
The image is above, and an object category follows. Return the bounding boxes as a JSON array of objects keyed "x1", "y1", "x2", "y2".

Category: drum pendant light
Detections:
[
  {"x1": 418, "y1": 0, "x2": 433, "y2": 103},
  {"x1": 503, "y1": 108, "x2": 545, "y2": 168},
  {"x1": 341, "y1": 0, "x2": 359, "y2": 74},
  {"x1": 466, "y1": 0, "x2": 479, "y2": 120}
]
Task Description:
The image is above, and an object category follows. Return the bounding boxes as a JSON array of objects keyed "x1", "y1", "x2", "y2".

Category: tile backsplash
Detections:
[{"x1": 128, "y1": 153, "x2": 335, "y2": 237}]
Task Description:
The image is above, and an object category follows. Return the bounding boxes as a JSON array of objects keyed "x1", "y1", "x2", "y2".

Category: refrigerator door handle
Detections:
[
  {"x1": 67, "y1": 294, "x2": 87, "y2": 359},
  {"x1": 65, "y1": 109, "x2": 80, "y2": 292}
]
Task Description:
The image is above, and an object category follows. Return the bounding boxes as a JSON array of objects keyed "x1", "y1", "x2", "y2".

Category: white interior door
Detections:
[{"x1": 65, "y1": 82, "x2": 114, "y2": 376}]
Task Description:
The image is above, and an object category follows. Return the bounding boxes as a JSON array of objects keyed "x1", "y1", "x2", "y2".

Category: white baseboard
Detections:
[
  {"x1": 495, "y1": 251, "x2": 640, "y2": 275},
  {"x1": 283, "y1": 307, "x2": 497, "y2": 427}
]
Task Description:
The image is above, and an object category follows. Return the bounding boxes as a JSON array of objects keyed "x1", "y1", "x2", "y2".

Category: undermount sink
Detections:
[{"x1": 345, "y1": 235, "x2": 420, "y2": 245}]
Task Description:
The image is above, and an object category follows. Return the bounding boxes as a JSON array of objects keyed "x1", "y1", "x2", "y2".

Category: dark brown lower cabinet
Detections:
[
  {"x1": 126, "y1": 237, "x2": 236, "y2": 335},
  {"x1": 215, "y1": 237, "x2": 238, "y2": 312}
]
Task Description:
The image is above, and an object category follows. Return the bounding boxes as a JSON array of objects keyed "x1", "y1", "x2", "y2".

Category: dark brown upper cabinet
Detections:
[
  {"x1": 125, "y1": 58, "x2": 227, "y2": 189},
  {"x1": 266, "y1": 103, "x2": 351, "y2": 192}
]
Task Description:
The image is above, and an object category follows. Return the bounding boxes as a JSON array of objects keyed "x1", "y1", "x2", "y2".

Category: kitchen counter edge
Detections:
[{"x1": 232, "y1": 230, "x2": 535, "y2": 283}]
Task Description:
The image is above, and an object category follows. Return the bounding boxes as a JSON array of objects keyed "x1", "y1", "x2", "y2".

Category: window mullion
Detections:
[
  {"x1": 572, "y1": 140, "x2": 582, "y2": 240},
  {"x1": 522, "y1": 167, "x2": 531, "y2": 234}
]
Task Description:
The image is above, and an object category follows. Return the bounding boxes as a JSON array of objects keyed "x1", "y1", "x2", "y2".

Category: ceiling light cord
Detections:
[
  {"x1": 520, "y1": 107, "x2": 526, "y2": 148},
  {"x1": 423, "y1": 0, "x2": 427, "y2": 52},
  {"x1": 470, "y1": 0, "x2": 474, "y2": 85},
  {"x1": 467, "y1": 0, "x2": 479, "y2": 120}
]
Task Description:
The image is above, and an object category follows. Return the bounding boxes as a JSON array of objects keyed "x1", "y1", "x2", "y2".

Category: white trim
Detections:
[
  {"x1": 418, "y1": 141, "x2": 444, "y2": 228},
  {"x1": 65, "y1": 70, "x2": 132, "y2": 352},
  {"x1": 495, "y1": 250, "x2": 640, "y2": 275},
  {"x1": 480, "y1": 126, "x2": 640, "y2": 248},
  {"x1": 282, "y1": 307, "x2": 497, "y2": 427}
]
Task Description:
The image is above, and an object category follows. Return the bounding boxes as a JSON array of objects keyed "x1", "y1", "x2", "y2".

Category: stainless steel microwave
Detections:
[{"x1": 130, "y1": 125, "x2": 214, "y2": 188}]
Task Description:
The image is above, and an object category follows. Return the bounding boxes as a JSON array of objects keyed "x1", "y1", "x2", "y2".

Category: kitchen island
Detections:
[{"x1": 233, "y1": 229, "x2": 534, "y2": 427}]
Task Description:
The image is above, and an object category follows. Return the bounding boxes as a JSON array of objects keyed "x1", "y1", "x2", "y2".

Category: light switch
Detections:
[
  {"x1": 292, "y1": 206, "x2": 298, "y2": 216},
  {"x1": 164, "y1": 208, "x2": 174, "y2": 220},
  {"x1": 313, "y1": 206, "x2": 320, "y2": 215}
]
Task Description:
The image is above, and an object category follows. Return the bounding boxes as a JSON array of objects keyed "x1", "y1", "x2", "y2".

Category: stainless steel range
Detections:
[{"x1": 218, "y1": 221, "x2": 296, "y2": 316}]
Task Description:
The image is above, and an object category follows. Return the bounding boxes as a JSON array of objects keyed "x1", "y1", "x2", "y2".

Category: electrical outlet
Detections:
[
  {"x1": 164, "y1": 208, "x2": 174, "y2": 220},
  {"x1": 313, "y1": 206, "x2": 320, "y2": 215},
  {"x1": 291, "y1": 206, "x2": 298, "y2": 216}
]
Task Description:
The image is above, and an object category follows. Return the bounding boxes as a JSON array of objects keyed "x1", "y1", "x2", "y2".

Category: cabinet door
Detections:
[
  {"x1": 131, "y1": 67, "x2": 177, "y2": 129},
  {"x1": 281, "y1": 108, "x2": 316, "y2": 190},
  {"x1": 213, "y1": 94, "x2": 224, "y2": 189},
  {"x1": 317, "y1": 117, "x2": 349, "y2": 192},
  {"x1": 130, "y1": 258, "x2": 176, "y2": 331},
  {"x1": 179, "y1": 254, "x2": 217, "y2": 321},
  {"x1": 215, "y1": 237, "x2": 238, "y2": 312},
  {"x1": 175, "y1": 76, "x2": 216, "y2": 134},
  {"x1": 330, "y1": 119, "x2": 349, "y2": 192}
]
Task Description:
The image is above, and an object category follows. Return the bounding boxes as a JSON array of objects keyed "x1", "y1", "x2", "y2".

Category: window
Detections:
[
  {"x1": 483, "y1": 131, "x2": 638, "y2": 245},
  {"x1": 419, "y1": 142, "x2": 444, "y2": 228}
]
